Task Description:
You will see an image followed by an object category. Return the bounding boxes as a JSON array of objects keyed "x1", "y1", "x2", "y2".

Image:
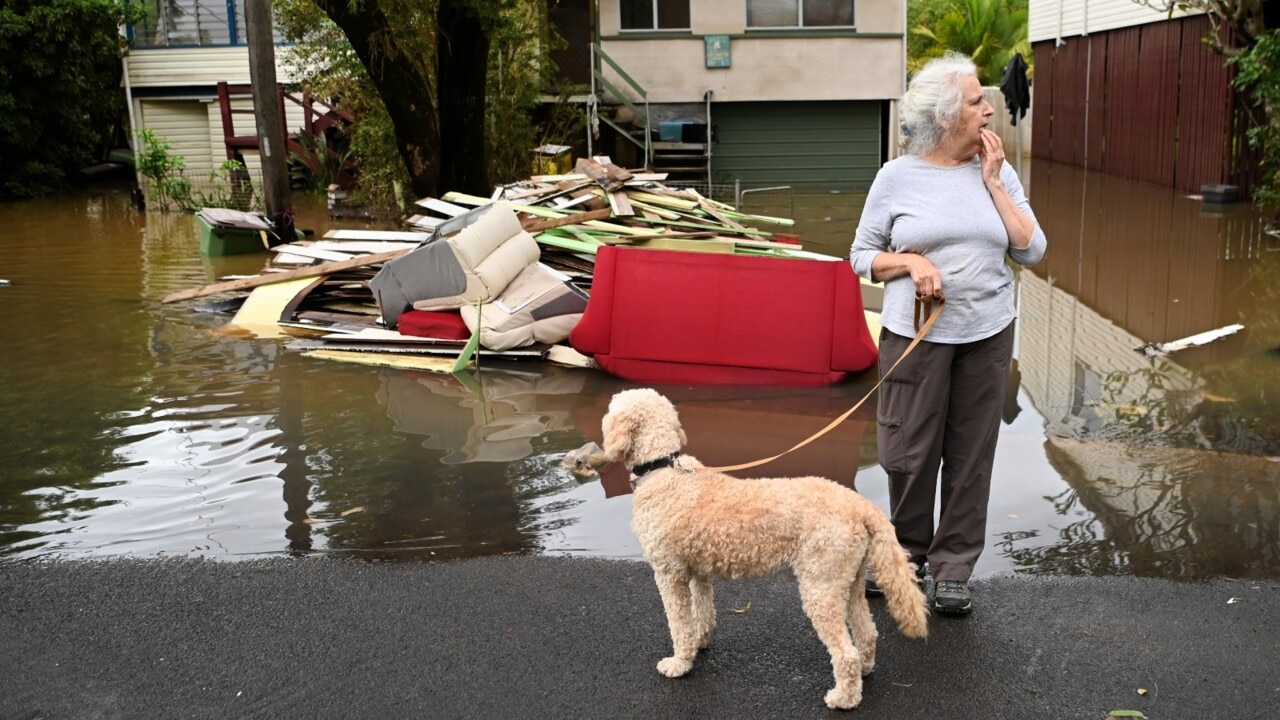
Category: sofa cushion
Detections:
[
  {"x1": 460, "y1": 263, "x2": 589, "y2": 350},
  {"x1": 370, "y1": 202, "x2": 539, "y2": 327}
]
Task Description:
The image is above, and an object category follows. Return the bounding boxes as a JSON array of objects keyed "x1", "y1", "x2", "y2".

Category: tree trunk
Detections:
[
  {"x1": 437, "y1": 0, "x2": 490, "y2": 195},
  {"x1": 316, "y1": 0, "x2": 440, "y2": 199}
]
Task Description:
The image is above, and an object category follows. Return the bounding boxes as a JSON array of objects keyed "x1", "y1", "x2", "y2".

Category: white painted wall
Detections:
[
  {"x1": 135, "y1": 95, "x2": 309, "y2": 180},
  {"x1": 598, "y1": 0, "x2": 906, "y2": 102},
  {"x1": 1029, "y1": 0, "x2": 1201, "y2": 43},
  {"x1": 125, "y1": 46, "x2": 299, "y2": 87},
  {"x1": 138, "y1": 99, "x2": 215, "y2": 178}
]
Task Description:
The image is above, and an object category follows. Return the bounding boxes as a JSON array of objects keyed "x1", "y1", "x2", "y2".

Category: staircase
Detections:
[
  {"x1": 589, "y1": 44, "x2": 711, "y2": 187},
  {"x1": 216, "y1": 82, "x2": 358, "y2": 190}
]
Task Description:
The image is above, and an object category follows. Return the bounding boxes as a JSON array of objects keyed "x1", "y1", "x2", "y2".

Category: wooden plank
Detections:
[
  {"x1": 311, "y1": 240, "x2": 420, "y2": 254},
  {"x1": 320, "y1": 328, "x2": 467, "y2": 345},
  {"x1": 321, "y1": 301, "x2": 380, "y2": 315},
  {"x1": 293, "y1": 310, "x2": 379, "y2": 326},
  {"x1": 520, "y1": 208, "x2": 614, "y2": 232},
  {"x1": 414, "y1": 197, "x2": 469, "y2": 217},
  {"x1": 619, "y1": 188, "x2": 700, "y2": 211},
  {"x1": 698, "y1": 199, "x2": 746, "y2": 230},
  {"x1": 407, "y1": 214, "x2": 442, "y2": 229},
  {"x1": 574, "y1": 157, "x2": 623, "y2": 192},
  {"x1": 604, "y1": 163, "x2": 634, "y2": 184},
  {"x1": 324, "y1": 229, "x2": 432, "y2": 242},
  {"x1": 551, "y1": 193, "x2": 595, "y2": 210},
  {"x1": 623, "y1": 198, "x2": 681, "y2": 220},
  {"x1": 272, "y1": 251, "x2": 319, "y2": 266},
  {"x1": 303, "y1": 350, "x2": 458, "y2": 373},
  {"x1": 527, "y1": 172, "x2": 667, "y2": 183},
  {"x1": 532, "y1": 234, "x2": 603, "y2": 254},
  {"x1": 505, "y1": 184, "x2": 564, "y2": 201},
  {"x1": 162, "y1": 249, "x2": 408, "y2": 303},
  {"x1": 629, "y1": 237, "x2": 735, "y2": 253},
  {"x1": 443, "y1": 192, "x2": 652, "y2": 236},
  {"x1": 271, "y1": 243, "x2": 354, "y2": 263},
  {"x1": 608, "y1": 191, "x2": 634, "y2": 216}
]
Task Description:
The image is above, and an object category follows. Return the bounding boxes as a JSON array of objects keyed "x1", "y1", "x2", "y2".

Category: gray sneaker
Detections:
[{"x1": 933, "y1": 580, "x2": 972, "y2": 615}]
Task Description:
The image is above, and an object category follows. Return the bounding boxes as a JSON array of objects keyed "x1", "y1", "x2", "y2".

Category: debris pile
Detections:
[{"x1": 163, "y1": 157, "x2": 810, "y2": 373}]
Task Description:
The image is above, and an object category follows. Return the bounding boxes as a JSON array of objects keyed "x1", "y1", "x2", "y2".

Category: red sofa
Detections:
[{"x1": 569, "y1": 246, "x2": 877, "y2": 386}]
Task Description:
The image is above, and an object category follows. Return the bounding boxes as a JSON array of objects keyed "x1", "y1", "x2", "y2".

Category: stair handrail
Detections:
[
  {"x1": 704, "y1": 89, "x2": 713, "y2": 192},
  {"x1": 591, "y1": 42, "x2": 651, "y2": 166}
]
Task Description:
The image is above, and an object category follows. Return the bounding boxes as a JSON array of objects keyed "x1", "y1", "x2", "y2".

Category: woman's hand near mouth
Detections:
[{"x1": 979, "y1": 128, "x2": 1005, "y2": 187}]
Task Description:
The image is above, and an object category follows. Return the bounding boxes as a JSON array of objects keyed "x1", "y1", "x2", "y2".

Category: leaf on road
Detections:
[
  {"x1": 731, "y1": 601, "x2": 752, "y2": 614},
  {"x1": 341, "y1": 506, "x2": 365, "y2": 517},
  {"x1": 1107, "y1": 712, "x2": 1146, "y2": 718}
]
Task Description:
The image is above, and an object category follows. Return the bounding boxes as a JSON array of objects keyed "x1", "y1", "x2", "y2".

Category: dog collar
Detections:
[{"x1": 629, "y1": 452, "x2": 681, "y2": 477}]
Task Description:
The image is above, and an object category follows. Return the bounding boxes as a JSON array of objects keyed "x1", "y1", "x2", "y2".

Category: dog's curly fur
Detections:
[{"x1": 603, "y1": 388, "x2": 928, "y2": 710}]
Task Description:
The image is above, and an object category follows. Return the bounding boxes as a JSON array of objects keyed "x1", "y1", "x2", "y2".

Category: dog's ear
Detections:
[
  {"x1": 678, "y1": 427, "x2": 687, "y2": 447},
  {"x1": 601, "y1": 407, "x2": 634, "y2": 463}
]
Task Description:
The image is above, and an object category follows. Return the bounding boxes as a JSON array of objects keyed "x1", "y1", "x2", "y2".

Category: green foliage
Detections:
[
  {"x1": 291, "y1": 131, "x2": 356, "y2": 194},
  {"x1": 274, "y1": 0, "x2": 582, "y2": 206},
  {"x1": 274, "y1": 0, "x2": 420, "y2": 208},
  {"x1": 484, "y1": 1, "x2": 585, "y2": 184},
  {"x1": 135, "y1": 130, "x2": 255, "y2": 212},
  {"x1": 199, "y1": 159, "x2": 256, "y2": 211},
  {"x1": 135, "y1": 130, "x2": 195, "y2": 211},
  {"x1": 0, "y1": 0, "x2": 144, "y2": 198},
  {"x1": 908, "y1": 0, "x2": 1031, "y2": 84},
  {"x1": 1229, "y1": 28, "x2": 1280, "y2": 221}
]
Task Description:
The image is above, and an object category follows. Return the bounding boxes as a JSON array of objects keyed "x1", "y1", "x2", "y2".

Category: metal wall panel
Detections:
[
  {"x1": 710, "y1": 101, "x2": 882, "y2": 190},
  {"x1": 1030, "y1": 15, "x2": 1257, "y2": 194}
]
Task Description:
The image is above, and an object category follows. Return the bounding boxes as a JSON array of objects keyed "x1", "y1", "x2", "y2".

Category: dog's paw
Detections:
[
  {"x1": 656, "y1": 656, "x2": 693, "y2": 677},
  {"x1": 824, "y1": 686, "x2": 862, "y2": 710}
]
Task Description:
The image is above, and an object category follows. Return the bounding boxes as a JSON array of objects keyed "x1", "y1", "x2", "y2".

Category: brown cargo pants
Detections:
[{"x1": 875, "y1": 320, "x2": 1016, "y2": 583}]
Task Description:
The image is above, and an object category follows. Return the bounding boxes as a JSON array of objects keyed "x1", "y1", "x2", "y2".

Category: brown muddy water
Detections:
[{"x1": 1, "y1": 162, "x2": 1278, "y2": 581}]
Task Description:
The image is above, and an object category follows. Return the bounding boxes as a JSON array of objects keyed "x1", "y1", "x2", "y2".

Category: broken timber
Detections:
[{"x1": 162, "y1": 249, "x2": 408, "y2": 303}]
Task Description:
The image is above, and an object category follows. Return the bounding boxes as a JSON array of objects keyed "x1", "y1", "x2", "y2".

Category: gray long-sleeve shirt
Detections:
[{"x1": 849, "y1": 154, "x2": 1047, "y2": 344}]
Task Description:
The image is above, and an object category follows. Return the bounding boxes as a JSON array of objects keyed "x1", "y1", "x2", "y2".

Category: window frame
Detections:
[
  {"x1": 618, "y1": 0, "x2": 692, "y2": 33},
  {"x1": 745, "y1": 0, "x2": 856, "y2": 31}
]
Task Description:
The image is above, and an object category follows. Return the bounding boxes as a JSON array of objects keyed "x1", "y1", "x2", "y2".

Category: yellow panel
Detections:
[
  {"x1": 303, "y1": 350, "x2": 457, "y2": 373},
  {"x1": 225, "y1": 277, "x2": 317, "y2": 338}
]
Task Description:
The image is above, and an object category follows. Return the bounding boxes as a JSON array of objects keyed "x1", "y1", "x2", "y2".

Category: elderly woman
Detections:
[{"x1": 850, "y1": 52, "x2": 1047, "y2": 616}]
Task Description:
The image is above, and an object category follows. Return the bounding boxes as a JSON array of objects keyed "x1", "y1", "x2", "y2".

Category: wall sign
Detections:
[{"x1": 705, "y1": 35, "x2": 731, "y2": 69}]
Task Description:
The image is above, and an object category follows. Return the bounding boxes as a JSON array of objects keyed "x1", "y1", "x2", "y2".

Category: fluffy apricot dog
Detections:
[{"x1": 602, "y1": 388, "x2": 928, "y2": 710}]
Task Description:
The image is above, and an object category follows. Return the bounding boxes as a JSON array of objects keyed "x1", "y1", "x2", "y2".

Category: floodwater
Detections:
[{"x1": 1, "y1": 161, "x2": 1277, "y2": 581}]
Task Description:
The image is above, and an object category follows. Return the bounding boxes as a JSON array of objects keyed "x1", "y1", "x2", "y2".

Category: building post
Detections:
[{"x1": 244, "y1": 0, "x2": 294, "y2": 243}]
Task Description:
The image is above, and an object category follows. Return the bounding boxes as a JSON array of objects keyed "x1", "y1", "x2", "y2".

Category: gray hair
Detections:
[{"x1": 899, "y1": 52, "x2": 979, "y2": 155}]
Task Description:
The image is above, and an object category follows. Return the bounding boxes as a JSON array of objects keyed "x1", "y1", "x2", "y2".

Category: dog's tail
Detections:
[{"x1": 866, "y1": 514, "x2": 929, "y2": 639}]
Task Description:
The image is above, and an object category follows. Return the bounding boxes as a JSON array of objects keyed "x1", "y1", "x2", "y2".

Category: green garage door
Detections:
[{"x1": 711, "y1": 101, "x2": 883, "y2": 190}]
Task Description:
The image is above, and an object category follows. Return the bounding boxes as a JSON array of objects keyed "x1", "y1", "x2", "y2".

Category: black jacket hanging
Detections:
[{"x1": 1000, "y1": 52, "x2": 1031, "y2": 126}]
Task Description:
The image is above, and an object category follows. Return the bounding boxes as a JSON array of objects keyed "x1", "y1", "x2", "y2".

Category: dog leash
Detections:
[{"x1": 703, "y1": 296, "x2": 943, "y2": 474}]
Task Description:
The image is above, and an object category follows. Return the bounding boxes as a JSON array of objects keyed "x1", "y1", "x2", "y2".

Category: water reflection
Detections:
[
  {"x1": 1023, "y1": 160, "x2": 1279, "y2": 453},
  {"x1": 3, "y1": 174, "x2": 1280, "y2": 581},
  {"x1": 1005, "y1": 160, "x2": 1280, "y2": 578},
  {"x1": 1000, "y1": 438, "x2": 1280, "y2": 580}
]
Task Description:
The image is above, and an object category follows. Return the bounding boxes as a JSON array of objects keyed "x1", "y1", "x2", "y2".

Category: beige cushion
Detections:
[
  {"x1": 460, "y1": 263, "x2": 588, "y2": 350},
  {"x1": 412, "y1": 202, "x2": 539, "y2": 311}
]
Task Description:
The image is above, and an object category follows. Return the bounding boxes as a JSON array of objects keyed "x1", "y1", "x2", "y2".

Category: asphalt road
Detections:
[{"x1": 2, "y1": 556, "x2": 1276, "y2": 720}]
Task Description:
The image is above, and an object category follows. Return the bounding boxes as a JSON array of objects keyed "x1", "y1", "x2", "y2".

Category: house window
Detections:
[
  {"x1": 747, "y1": 0, "x2": 854, "y2": 28},
  {"x1": 620, "y1": 0, "x2": 690, "y2": 31}
]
